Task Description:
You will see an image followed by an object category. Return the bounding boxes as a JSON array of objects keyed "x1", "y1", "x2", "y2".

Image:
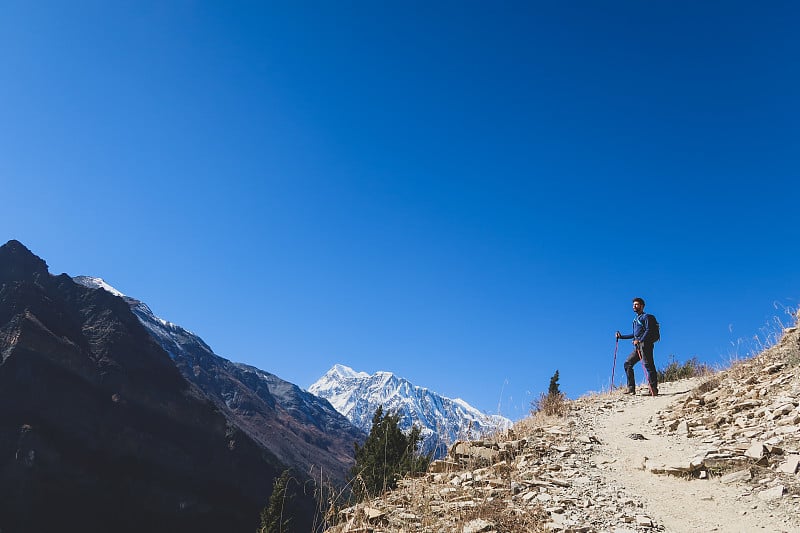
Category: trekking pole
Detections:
[
  {"x1": 611, "y1": 338, "x2": 619, "y2": 390},
  {"x1": 636, "y1": 344, "x2": 656, "y2": 397}
]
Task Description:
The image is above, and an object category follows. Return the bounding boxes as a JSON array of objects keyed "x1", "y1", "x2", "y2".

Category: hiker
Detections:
[{"x1": 615, "y1": 297, "x2": 658, "y2": 396}]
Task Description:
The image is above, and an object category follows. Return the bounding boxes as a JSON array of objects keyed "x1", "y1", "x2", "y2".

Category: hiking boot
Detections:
[
  {"x1": 648, "y1": 388, "x2": 658, "y2": 397},
  {"x1": 623, "y1": 388, "x2": 636, "y2": 395}
]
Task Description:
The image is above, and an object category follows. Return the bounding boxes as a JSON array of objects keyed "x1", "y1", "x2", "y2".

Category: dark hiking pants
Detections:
[{"x1": 624, "y1": 343, "x2": 657, "y2": 391}]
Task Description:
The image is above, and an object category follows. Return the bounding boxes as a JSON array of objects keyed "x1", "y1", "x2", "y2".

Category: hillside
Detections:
[
  {"x1": 0, "y1": 241, "x2": 316, "y2": 532},
  {"x1": 327, "y1": 314, "x2": 800, "y2": 532},
  {"x1": 74, "y1": 276, "x2": 366, "y2": 486}
]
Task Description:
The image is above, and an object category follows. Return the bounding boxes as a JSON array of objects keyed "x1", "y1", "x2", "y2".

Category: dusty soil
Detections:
[{"x1": 589, "y1": 379, "x2": 798, "y2": 533}]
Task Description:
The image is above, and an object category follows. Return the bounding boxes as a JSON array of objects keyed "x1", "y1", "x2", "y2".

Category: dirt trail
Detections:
[{"x1": 589, "y1": 379, "x2": 794, "y2": 533}]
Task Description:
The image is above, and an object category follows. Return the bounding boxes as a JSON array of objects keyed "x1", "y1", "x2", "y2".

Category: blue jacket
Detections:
[{"x1": 619, "y1": 313, "x2": 657, "y2": 344}]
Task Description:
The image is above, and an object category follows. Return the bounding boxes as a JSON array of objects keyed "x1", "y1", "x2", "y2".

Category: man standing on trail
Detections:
[{"x1": 616, "y1": 297, "x2": 658, "y2": 396}]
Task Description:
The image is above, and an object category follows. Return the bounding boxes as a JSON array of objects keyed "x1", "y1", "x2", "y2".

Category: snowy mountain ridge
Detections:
[{"x1": 309, "y1": 364, "x2": 512, "y2": 458}]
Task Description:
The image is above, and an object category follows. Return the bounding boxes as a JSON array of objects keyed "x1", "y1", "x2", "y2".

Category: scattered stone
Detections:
[
  {"x1": 363, "y1": 507, "x2": 385, "y2": 521},
  {"x1": 757, "y1": 485, "x2": 785, "y2": 501},
  {"x1": 429, "y1": 459, "x2": 459, "y2": 473},
  {"x1": 462, "y1": 518, "x2": 494, "y2": 533},
  {"x1": 721, "y1": 469, "x2": 752, "y2": 484},
  {"x1": 779, "y1": 455, "x2": 800, "y2": 474},
  {"x1": 451, "y1": 441, "x2": 500, "y2": 465},
  {"x1": 744, "y1": 442, "x2": 766, "y2": 460}
]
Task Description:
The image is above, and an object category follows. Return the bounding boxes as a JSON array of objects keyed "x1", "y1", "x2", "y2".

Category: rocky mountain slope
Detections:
[
  {"x1": 327, "y1": 314, "x2": 800, "y2": 532},
  {"x1": 0, "y1": 240, "x2": 315, "y2": 533},
  {"x1": 310, "y1": 364, "x2": 512, "y2": 458},
  {"x1": 74, "y1": 276, "x2": 365, "y2": 486}
]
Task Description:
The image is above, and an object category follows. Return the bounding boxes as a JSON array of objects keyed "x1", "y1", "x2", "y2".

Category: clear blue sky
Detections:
[{"x1": 2, "y1": 1, "x2": 798, "y2": 420}]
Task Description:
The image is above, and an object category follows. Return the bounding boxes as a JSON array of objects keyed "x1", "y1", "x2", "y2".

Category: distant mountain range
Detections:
[{"x1": 309, "y1": 364, "x2": 512, "y2": 458}]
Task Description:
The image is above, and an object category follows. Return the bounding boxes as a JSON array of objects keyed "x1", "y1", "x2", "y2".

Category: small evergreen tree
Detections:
[
  {"x1": 548, "y1": 370, "x2": 561, "y2": 396},
  {"x1": 350, "y1": 405, "x2": 431, "y2": 500},
  {"x1": 258, "y1": 469, "x2": 293, "y2": 533},
  {"x1": 531, "y1": 369, "x2": 567, "y2": 417}
]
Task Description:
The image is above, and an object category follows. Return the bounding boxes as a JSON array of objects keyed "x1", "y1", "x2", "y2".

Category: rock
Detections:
[
  {"x1": 767, "y1": 403, "x2": 795, "y2": 419},
  {"x1": 765, "y1": 443, "x2": 783, "y2": 454},
  {"x1": 757, "y1": 485, "x2": 785, "y2": 501},
  {"x1": 429, "y1": 459, "x2": 459, "y2": 473},
  {"x1": 720, "y1": 469, "x2": 752, "y2": 484},
  {"x1": 462, "y1": 518, "x2": 494, "y2": 533},
  {"x1": 363, "y1": 507, "x2": 386, "y2": 521},
  {"x1": 451, "y1": 441, "x2": 501, "y2": 464},
  {"x1": 779, "y1": 455, "x2": 800, "y2": 474},
  {"x1": 692, "y1": 450, "x2": 711, "y2": 465},
  {"x1": 744, "y1": 442, "x2": 766, "y2": 459}
]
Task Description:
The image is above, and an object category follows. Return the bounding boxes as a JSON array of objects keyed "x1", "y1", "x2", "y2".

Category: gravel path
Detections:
[{"x1": 586, "y1": 379, "x2": 796, "y2": 533}]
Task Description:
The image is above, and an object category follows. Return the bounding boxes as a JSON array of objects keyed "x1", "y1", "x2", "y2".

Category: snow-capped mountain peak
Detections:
[
  {"x1": 73, "y1": 276, "x2": 125, "y2": 298},
  {"x1": 309, "y1": 366, "x2": 512, "y2": 458},
  {"x1": 74, "y1": 276, "x2": 184, "y2": 344},
  {"x1": 331, "y1": 363, "x2": 369, "y2": 380}
]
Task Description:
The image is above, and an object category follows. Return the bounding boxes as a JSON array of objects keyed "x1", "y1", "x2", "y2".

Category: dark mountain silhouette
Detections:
[{"x1": 0, "y1": 240, "x2": 316, "y2": 533}]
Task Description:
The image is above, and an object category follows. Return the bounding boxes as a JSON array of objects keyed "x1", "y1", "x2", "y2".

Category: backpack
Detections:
[
  {"x1": 650, "y1": 315, "x2": 661, "y2": 343},
  {"x1": 635, "y1": 314, "x2": 661, "y2": 343}
]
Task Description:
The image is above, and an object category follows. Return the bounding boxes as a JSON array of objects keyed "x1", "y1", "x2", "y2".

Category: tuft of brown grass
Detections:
[
  {"x1": 455, "y1": 498, "x2": 550, "y2": 532},
  {"x1": 530, "y1": 391, "x2": 568, "y2": 417},
  {"x1": 694, "y1": 376, "x2": 720, "y2": 396}
]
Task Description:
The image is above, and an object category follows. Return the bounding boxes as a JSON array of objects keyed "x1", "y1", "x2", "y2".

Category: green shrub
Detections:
[
  {"x1": 258, "y1": 469, "x2": 293, "y2": 533},
  {"x1": 350, "y1": 406, "x2": 431, "y2": 500}
]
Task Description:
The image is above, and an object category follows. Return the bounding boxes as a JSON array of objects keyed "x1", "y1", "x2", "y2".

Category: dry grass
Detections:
[
  {"x1": 657, "y1": 356, "x2": 712, "y2": 383},
  {"x1": 725, "y1": 305, "x2": 799, "y2": 362},
  {"x1": 530, "y1": 391, "x2": 568, "y2": 417},
  {"x1": 455, "y1": 498, "x2": 550, "y2": 533},
  {"x1": 694, "y1": 376, "x2": 721, "y2": 395},
  {"x1": 323, "y1": 471, "x2": 551, "y2": 533}
]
